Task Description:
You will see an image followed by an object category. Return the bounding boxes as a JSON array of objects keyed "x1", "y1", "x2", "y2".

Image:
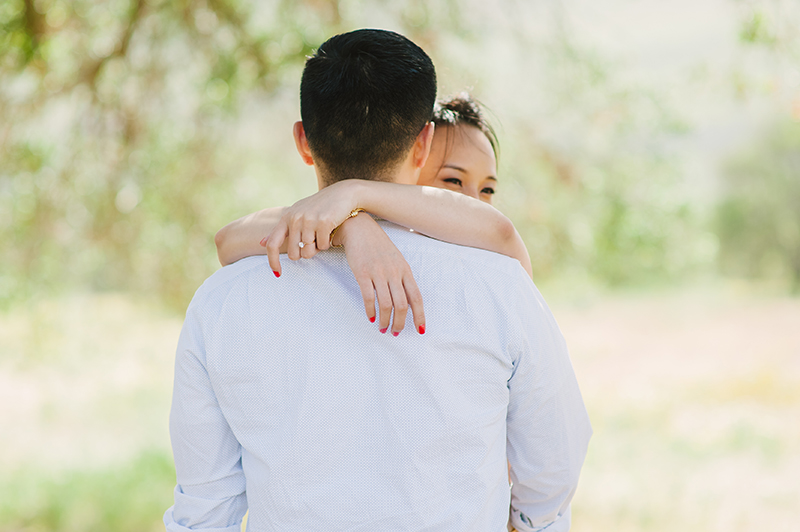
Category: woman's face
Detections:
[{"x1": 417, "y1": 124, "x2": 498, "y2": 204}]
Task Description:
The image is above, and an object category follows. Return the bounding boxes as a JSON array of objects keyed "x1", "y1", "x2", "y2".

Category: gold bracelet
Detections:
[{"x1": 329, "y1": 208, "x2": 366, "y2": 247}]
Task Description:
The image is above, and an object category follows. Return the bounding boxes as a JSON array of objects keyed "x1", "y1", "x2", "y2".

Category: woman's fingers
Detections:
[
  {"x1": 265, "y1": 222, "x2": 288, "y2": 277},
  {"x1": 300, "y1": 226, "x2": 318, "y2": 259},
  {"x1": 315, "y1": 226, "x2": 332, "y2": 251},
  {"x1": 354, "y1": 272, "x2": 425, "y2": 336},
  {"x1": 286, "y1": 221, "x2": 302, "y2": 261},
  {"x1": 388, "y1": 279, "x2": 408, "y2": 335},
  {"x1": 356, "y1": 276, "x2": 377, "y2": 324},
  {"x1": 374, "y1": 282, "x2": 393, "y2": 334},
  {"x1": 403, "y1": 273, "x2": 426, "y2": 335}
]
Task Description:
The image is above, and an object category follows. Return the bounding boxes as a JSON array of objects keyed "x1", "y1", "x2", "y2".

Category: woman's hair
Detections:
[{"x1": 431, "y1": 94, "x2": 498, "y2": 159}]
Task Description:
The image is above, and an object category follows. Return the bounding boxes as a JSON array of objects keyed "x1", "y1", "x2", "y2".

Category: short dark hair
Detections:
[
  {"x1": 432, "y1": 93, "x2": 499, "y2": 159},
  {"x1": 300, "y1": 29, "x2": 437, "y2": 185}
]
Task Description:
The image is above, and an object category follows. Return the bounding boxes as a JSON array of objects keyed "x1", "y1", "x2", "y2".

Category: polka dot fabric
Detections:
[{"x1": 164, "y1": 222, "x2": 591, "y2": 532}]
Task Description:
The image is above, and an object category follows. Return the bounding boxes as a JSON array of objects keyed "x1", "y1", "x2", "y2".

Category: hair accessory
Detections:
[{"x1": 329, "y1": 208, "x2": 366, "y2": 247}]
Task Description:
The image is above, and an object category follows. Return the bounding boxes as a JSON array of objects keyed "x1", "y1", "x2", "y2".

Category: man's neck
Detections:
[{"x1": 315, "y1": 163, "x2": 419, "y2": 190}]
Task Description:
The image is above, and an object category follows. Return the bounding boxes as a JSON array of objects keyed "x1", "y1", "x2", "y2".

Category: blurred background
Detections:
[{"x1": 1, "y1": 0, "x2": 798, "y2": 530}]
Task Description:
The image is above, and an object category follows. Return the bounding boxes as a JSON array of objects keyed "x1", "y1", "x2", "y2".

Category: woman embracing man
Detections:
[{"x1": 165, "y1": 28, "x2": 590, "y2": 532}]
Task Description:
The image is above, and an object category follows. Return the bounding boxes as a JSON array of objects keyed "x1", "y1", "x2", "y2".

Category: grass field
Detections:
[{"x1": 1, "y1": 288, "x2": 798, "y2": 531}]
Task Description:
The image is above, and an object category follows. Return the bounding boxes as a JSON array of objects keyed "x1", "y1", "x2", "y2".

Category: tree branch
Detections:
[
  {"x1": 79, "y1": 0, "x2": 147, "y2": 90},
  {"x1": 22, "y1": 0, "x2": 45, "y2": 62}
]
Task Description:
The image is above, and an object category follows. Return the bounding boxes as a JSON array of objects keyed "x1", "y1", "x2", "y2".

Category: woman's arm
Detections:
[
  {"x1": 261, "y1": 179, "x2": 532, "y2": 277},
  {"x1": 215, "y1": 207, "x2": 288, "y2": 266},
  {"x1": 215, "y1": 178, "x2": 532, "y2": 334},
  {"x1": 351, "y1": 180, "x2": 533, "y2": 278},
  {"x1": 216, "y1": 205, "x2": 425, "y2": 335}
]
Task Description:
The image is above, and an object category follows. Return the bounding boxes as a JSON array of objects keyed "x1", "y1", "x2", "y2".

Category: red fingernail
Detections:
[
  {"x1": 392, "y1": 331, "x2": 400, "y2": 337},
  {"x1": 369, "y1": 316, "x2": 376, "y2": 323},
  {"x1": 419, "y1": 325, "x2": 425, "y2": 335},
  {"x1": 379, "y1": 328, "x2": 387, "y2": 334},
  {"x1": 260, "y1": 237, "x2": 268, "y2": 247},
  {"x1": 273, "y1": 270, "x2": 280, "y2": 278}
]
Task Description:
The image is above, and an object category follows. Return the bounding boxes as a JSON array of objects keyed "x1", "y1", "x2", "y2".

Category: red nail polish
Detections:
[
  {"x1": 392, "y1": 331, "x2": 399, "y2": 337},
  {"x1": 379, "y1": 328, "x2": 387, "y2": 334},
  {"x1": 369, "y1": 316, "x2": 376, "y2": 323},
  {"x1": 419, "y1": 325, "x2": 425, "y2": 335},
  {"x1": 273, "y1": 270, "x2": 280, "y2": 278},
  {"x1": 260, "y1": 237, "x2": 268, "y2": 247}
]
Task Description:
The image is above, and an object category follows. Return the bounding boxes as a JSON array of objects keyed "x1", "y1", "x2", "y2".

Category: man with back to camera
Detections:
[{"x1": 164, "y1": 28, "x2": 592, "y2": 532}]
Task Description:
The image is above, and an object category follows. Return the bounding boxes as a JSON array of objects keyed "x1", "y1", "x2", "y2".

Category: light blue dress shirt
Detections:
[{"x1": 164, "y1": 222, "x2": 591, "y2": 532}]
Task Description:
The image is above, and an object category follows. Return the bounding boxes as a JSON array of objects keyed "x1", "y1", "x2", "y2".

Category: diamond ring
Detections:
[{"x1": 299, "y1": 241, "x2": 314, "y2": 249}]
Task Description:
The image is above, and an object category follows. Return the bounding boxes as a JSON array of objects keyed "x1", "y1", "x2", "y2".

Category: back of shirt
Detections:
[{"x1": 165, "y1": 222, "x2": 591, "y2": 532}]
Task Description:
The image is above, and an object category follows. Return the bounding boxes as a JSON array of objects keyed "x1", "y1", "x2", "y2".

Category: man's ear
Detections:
[
  {"x1": 293, "y1": 121, "x2": 314, "y2": 166},
  {"x1": 412, "y1": 122, "x2": 435, "y2": 170}
]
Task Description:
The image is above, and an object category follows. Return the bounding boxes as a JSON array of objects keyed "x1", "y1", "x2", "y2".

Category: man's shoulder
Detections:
[
  {"x1": 187, "y1": 255, "x2": 271, "y2": 312},
  {"x1": 380, "y1": 221, "x2": 531, "y2": 283},
  {"x1": 379, "y1": 221, "x2": 554, "y2": 320},
  {"x1": 185, "y1": 250, "x2": 350, "y2": 320}
]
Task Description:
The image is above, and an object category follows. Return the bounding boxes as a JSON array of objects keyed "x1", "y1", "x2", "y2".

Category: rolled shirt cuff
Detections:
[
  {"x1": 163, "y1": 506, "x2": 243, "y2": 532},
  {"x1": 510, "y1": 505, "x2": 571, "y2": 532}
]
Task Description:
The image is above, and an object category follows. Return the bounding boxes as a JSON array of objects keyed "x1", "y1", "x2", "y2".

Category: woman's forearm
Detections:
[
  {"x1": 214, "y1": 180, "x2": 533, "y2": 277},
  {"x1": 353, "y1": 181, "x2": 533, "y2": 277},
  {"x1": 215, "y1": 207, "x2": 288, "y2": 266}
]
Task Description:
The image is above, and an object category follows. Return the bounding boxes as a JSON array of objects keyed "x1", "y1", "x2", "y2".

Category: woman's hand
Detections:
[
  {"x1": 264, "y1": 180, "x2": 363, "y2": 273},
  {"x1": 336, "y1": 213, "x2": 426, "y2": 336},
  {"x1": 261, "y1": 181, "x2": 425, "y2": 335}
]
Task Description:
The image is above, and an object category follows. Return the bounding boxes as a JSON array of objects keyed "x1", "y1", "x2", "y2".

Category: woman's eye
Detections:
[
  {"x1": 442, "y1": 178, "x2": 463, "y2": 187},
  {"x1": 481, "y1": 187, "x2": 496, "y2": 195}
]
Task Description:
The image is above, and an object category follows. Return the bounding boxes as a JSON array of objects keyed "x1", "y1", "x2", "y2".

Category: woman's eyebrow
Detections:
[{"x1": 443, "y1": 164, "x2": 498, "y2": 182}]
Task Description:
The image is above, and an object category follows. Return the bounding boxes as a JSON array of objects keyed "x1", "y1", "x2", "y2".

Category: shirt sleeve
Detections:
[
  {"x1": 506, "y1": 285, "x2": 592, "y2": 532},
  {"x1": 163, "y1": 304, "x2": 248, "y2": 531}
]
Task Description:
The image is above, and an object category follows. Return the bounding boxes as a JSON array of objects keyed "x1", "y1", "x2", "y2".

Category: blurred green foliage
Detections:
[
  {"x1": 715, "y1": 121, "x2": 800, "y2": 291},
  {"x1": 0, "y1": 0, "x2": 479, "y2": 311},
  {"x1": 0, "y1": 0, "x2": 337, "y2": 310},
  {"x1": 2, "y1": 0, "x2": 792, "y2": 312},
  {"x1": 497, "y1": 38, "x2": 704, "y2": 286},
  {"x1": 0, "y1": 450, "x2": 174, "y2": 532},
  {"x1": 716, "y1": 0, "x2": 800, "y2": 290},
  {"x1": 739, "y1": 10, "x2": 777, "y2": 46}
]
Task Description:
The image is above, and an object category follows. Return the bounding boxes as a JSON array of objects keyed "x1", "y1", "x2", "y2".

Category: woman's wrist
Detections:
[
  {"x1": 330, "y1": 207, "x2": 367, "y2": 247},
  {"x1": 335, "y1": 210, "x2": 374, "y2": 248},
  {"x1": 345, "y1": 178, "x2": 369, "y2": 212},
  {"x1": 326, "y1": 178, "x2": 366, "y2": 211},
  {"x1": 355, "y1": 180, "x2": 396, "y2": 215}
]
